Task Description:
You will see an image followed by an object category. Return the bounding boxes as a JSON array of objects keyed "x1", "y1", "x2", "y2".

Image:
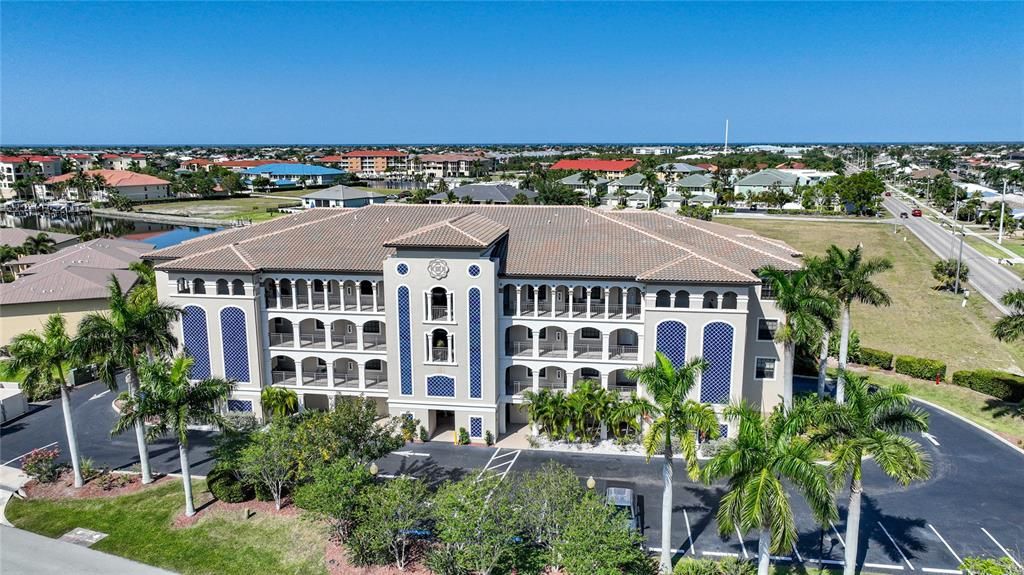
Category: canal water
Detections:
[{"x1": 1, "y1": 213, "x2": 221, "y2": 250}]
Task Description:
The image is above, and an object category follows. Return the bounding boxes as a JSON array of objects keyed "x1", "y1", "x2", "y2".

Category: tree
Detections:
[
  {"x1": 21, "y1": 233, "x2": 56, "y2": 255},
  {"x1": 993, "y1": 289, "x2": 1024, "y2": 342},
  {"x1": 220, "y1": 172, "x2": 245, "y2": 194},
  {"x1": 251, "y1": 176, "x2": 272, "y2": 193},
  {"x1": 240, "y1": 419, "x2": 299, "y2": 510},
  {"x1": 349, "y1": 476, "x2": 431, "y2": 569},
  {"x1": 628, "y1": 352, "x2": 718, "y2": 574},
  {"x1": 409, "y1": 188, "x2": 430, "y2": 204},
  {"x1": 514, "y1": 461, "x2": 586, "y2": 551},
  {"x1": 836, "y1": 171, "x2": 886, "y2": 215},
  {"x1": 293, "y1": 456, "x2": 371, "y2": 536},
  {"x1": 935, "y1": 151, "x2": 955, "y2": 173},
  {"x1": 75, "y1": 275, "x2": 181, "y2": 484},
  {"x1": 114, "y1": 355, "x2": 234, "y2": 515},
  {"x1": 3, "y1": 315, "x2": 84, "y2": 487},
  {"x1": 815, "y1": 245, "x2": 892, "y2": 403},
  {"x1": 536, "y1": 179, "x2": 583, "y2": 205},
  {"x1": 762, "y1": 181, "x2": 792, "y2": 208},
  {"x1": 260, "y1": 386, "x2": 298, "y2": 419},
  {"x1": 578, "y1": 170, "x2": 598, "y2": 198},
  {"x1": 290, "y1": 397, "x2": 404, "y2": 480},
  {"x1": 431, "y1": 474, "x2": 523, "y2": 575},
  {"x1": 759, "y1": 266, "x2": 837, "y2": 405},
  {"x1": 703, "y1": 401, "x2": 837, "y2": 575},
  {"x1": 931, "y1": 258, "x2": 969, "y2": 292},
  {"x1": 510, "y1": 192, "x2": 530, "y2": 205},
  {"x1": 127, "y1": 260, "x2": 157, "y2": 307},
  {"x1": 552, "y1": 491, "x2": 654, "y2": 575},
  {"x1": 813, "y1": 372, "x2": 931, "y2": 575}
]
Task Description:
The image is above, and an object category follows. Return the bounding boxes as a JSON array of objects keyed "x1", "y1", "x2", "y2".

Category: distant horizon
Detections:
[{"x1": 4, "y1": 140, "x2": 1024, "y2": 149}]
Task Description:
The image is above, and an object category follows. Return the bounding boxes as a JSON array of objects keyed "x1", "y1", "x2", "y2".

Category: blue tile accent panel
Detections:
[
  {"x1": 182, "y1": 305, "x2": 210, "y2": 379},
  {"x1": 656, "y1": 321, "x2": 687, "y2": 368},
  {"x1": 468, "y1": 264, "x2": 480, "y2": 277},
  {"x1": 398, "y1": 286, "x2": 412, "y2": 395},
  {"x1": 719, "y1": 424, "x2": 729, "y2": 439},
  {"x1": 220, "y1": 307, "x2": 250, "y2": 382},
  {"x1": 227, "y1": 400, "x2": 253, "y2": 413},
  {"x1": 701, "y1": 322, "x2": 734, "y2": 404},
  {"x1": 396, "y1": 263, "x2": 409, "y2": 275},
  {"x1": 470, "y1": 416, "x2": 483, "y2": 438},
  {"x1": 426, "y1": 375, "x2": 456, "y2": 397},
  {"x1": 468, "y1": 287, "x2": 482, "y2": 399}
]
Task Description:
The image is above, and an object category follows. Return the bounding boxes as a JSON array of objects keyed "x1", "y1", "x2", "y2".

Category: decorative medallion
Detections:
[{"x1": 427, "y1": 259, "x2": 449, "y2": 280}]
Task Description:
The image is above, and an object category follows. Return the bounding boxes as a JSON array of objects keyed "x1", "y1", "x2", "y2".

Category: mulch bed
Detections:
[
  {"x1": 325, "y1": 538, "x2": 434, "y2": 575},
  {"x1": 22, "y1": 470, "x2": 167, "y2": 500}
]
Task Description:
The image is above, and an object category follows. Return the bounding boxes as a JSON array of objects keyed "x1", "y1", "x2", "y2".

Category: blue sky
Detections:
[{"x1": 2, "y1": 2, "x2": 1021, "y2": 145}]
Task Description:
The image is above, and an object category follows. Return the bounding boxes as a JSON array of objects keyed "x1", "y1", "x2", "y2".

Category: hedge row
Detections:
[
  {"x1": 857, "y1": 347, "x2": 894, "y2": 370},
  {"x1": 894, "y1": 355, "x2": 947, "y2": 381},
  {"x1": 951, "y1": 370, "x2": 1024, "y2": 402}
]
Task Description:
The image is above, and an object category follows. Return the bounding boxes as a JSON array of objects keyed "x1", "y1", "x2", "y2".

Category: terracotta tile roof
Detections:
[
  {"x1": 343, "y1": 150, "x2": 407, "y2": 158},
  {"x1": 46, "y1": 169, "x2": 169, "y2": 187},
  {"x1": 550, "y1": 159, "x2": 638, "y2": 172},
  {"x1": 1, "y1": 228, "x2": 78, "y2": 247},
  {"x1": 182, "y1": 158, "x2": 213, "y2": 165},
  {"x1": 150, "y1": 205, "x2": 800, "y2": 283},
  {"x1": 18, "y1": 238, "x2": 154, "y2": 277},
  {"x1": 316, "y1": 155, "x2": 346, "y2": 162},
  {"x1": 385, "y1": 213, "x2": 508, "y2": 248},
  {"x1": 416, "y1": 154, "x2": 483, "y2": 163},
  {"x1": 0, "y1": 266, "x2": 137, "y2": 305},
  {"x1": 0, "y1": 155, "x2": 60, "y2": 163}
]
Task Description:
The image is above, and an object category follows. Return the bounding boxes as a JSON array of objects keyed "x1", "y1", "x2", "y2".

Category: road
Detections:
[{"x1": 883, "y1": 191, "x2": 1022, "y2": 313}]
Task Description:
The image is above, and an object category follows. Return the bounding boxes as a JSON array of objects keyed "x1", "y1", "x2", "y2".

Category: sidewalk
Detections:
[
  {"x1": 0, "y1": 525, "x2": 176, "y2": 575},
  {"x1": 0, "y1": 464, "x2": 29, "y2": 527}
]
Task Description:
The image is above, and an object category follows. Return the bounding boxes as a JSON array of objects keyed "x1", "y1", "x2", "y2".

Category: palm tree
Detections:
[
  {"x1": 813, "y1": 372, "x2": 931, "y2": 575},
  {"x1": 21, "y1": 233, "x2": 57, "y2": 255},
  {"x1": 703, "y1": 401, "x2": 837, "y2": 575},
  {"x1": 261, "y1": 386, "x2": 298, "y2": 419},
  {"x1": 74, "y1": 276, "x2": 181, "y2": 484},
  {"x1": 759, "y1": 266, "x2": 837, "y2": 406},
  {"x1": 127, "y1": 261, "x2": 157, "y2": 307},
  {"x1": 578, "y1": 170, "x2": 598, "y2": 198},
  {"x1": 3, "y1": 315, "x2": 84, "y2": 487},
  {"x1": 628, "y1": 352, "x2": 718, "y2": 574},
  {"x1": 608, "y1": 392, "x2": 653, "y2": 440},
  {"x1": 114, "y1": 355, "x2": 233, "y2": 516},
  {"x1": 804, "y1": 255, "x2": 841, "y2": 399},
  {"x1": 993, "y1": 289, "x2": 1024, "y2": 342},
  {"x1": 815, "y1": 245, "x2": 892, "y2": 403}
]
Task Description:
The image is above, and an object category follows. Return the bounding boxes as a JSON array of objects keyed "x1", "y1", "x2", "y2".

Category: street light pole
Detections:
[
  {"x1": 998, "y1": 180, "x2": 1007, "y2": 245},
  {"x1": 949, "y1": 195, "x2": 961, "y2": 259},
  {"x1": 954, "y1": 230, "x2": 965, "y2": 294}
]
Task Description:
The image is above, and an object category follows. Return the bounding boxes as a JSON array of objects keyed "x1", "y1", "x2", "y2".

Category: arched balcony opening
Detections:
[
  {"x1": 216, "y1": 279, "x2": 229, "y2": 295},
  {"x1": 231, "y1": 279, "x2": 245, "y2": 295},
  {"x1": 505, "y1": 365, "x2": 532, "y2": 396},
  {"x1": 365, "y1": 359, "x2": 387, "y2": 389},
  {"x1": 521, "y1": 285, "x2": 536, "y2": 315},
  {"x1": 505, "y1": 325, "x2": 532, "y2": 357},
  {"x1": 607, "y1": 368, "x2": 637, "y2": 396},
  {"x1": 655, "y1": 290, "x2": 672, "y2": 307},
  {"x1": 330, "y1": 319, "x2": 358, "y2": 350},
  {"x1": 702, "y1": 291, "x2": 719, "y2": 309},
  {"x1": 502, "y1": 285, "x2": 517, "y2": 315},
  {"x1": 270, "y1": 356, "x2": 296, "y2": 385},
  {"x1": 607, "y1": 286, "x2": 624, "y2": 317},
  {"x1": 362, "y1": 320, "x2": 386, "y2": 351},
  {"x1": 572, "y1": 367, "x2": 602, "y2": 390},
  {"x1": 570, "y1": 286, "x2": 587, "y2": 316},
  {"x1": 674, "y1": 290, "x2": 690, "y2": 308},
  {"x1": 263, "y1": 279, "x2": 277, "y2": 307},
  {"x1": 572, "y1": 326, "x2": 603, "y2": 359},
  {"x1": 722, "y1": 291, "x2": 738, "y2": 310},
  {"x1": 552, "y1": 285, "x2": 570, "y2": 317},
  {"x1": 588, "y1": 286, "x2": 605, "y2": 316},
  {"x1": 325, "y1": 280, "x2": 342, "y2": 310},
  {"x1": 535, "y1": 326, "x2": 567, "y2": 358},
  {"x1": 428, "y1": 287, "x2": 451, "y2": 321},
  {"x1": 301, "y1": 357, "x2": 327, "y2": 386},
  {"x1": 294, "y1": 279, "x2": 310, "y2": 308},
  {"x1": 192, "y1": 279, "x2": 206, "y2": 294},
  {"x1": 359, "y1": 280, "x2": 376, "y2": 311},
  {"x1": 428, "y1": 328, "x2": 452, "y2": 363},
  {"x1": 176, "y1": 278, "x2": 190, "y2": 294},
  {"x1": 268, "y1": 317, "x2": 294, "y2": 347},
  {"x1": 333, "y1": 357, "x2": 359, "y2": 388},
  {"x1": 298, "y1": 318, "x2": 326, "y2": 349},
  {"x1": 311, "y1": 279, "x2": 326, "y2": 310},
  {"x1": 608, "y1": 328, "x2": 639, "y2": 361},
  {"x1": 279, "y1": 279, "x2": 294, "y2": 308}
]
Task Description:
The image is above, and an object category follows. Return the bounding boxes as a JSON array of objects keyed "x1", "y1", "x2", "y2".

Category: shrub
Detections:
[
  {"x1": 485, "y1": 430, "x2": 494, "y2": 446},
  {"x1": 79, "y1": 457, "x2": 100, "y2": 481},
  {"x1": 400, "y1": 416, "x2": 419, "y2": 442},
  {"x1": 418, "y1": 426, "x2": 429, "y2": 442},
  {"x1": 960, "y1": 557, "x2": 1023, "y2": 575},
  {"x1": 97, "y1": 472, "x2": 132, "y2": 491},
  {"x1": 348, "y1": 477, "x2": 431, "y2": 569},
  {"x1": 951, "y1": 370, "x2": 1024, "y2": 402},
  {"x1": 22, "y1": 447, "x2": 61, "y2": 483},
  {"x1": 894, "y1": 355, "x2": 947, "y2": 380},
  {"x1": 828, "y1": 330, "x2": 861, "y2": 361},
  {"x1": 857, "y1": 347, "x2": 894, "y2": 370},
  {"x1": 457, "y1": 427, "x2": 470, "y2": 445},
  {"x1": 207, "y1": 465, "x2": 252, "y2": 503},
  {"x1": 292, "y1": 457, "x2": 372, "y2": 538},
  {"x1": 674, "y1": 557, "x2": 755, "y2": 575}
]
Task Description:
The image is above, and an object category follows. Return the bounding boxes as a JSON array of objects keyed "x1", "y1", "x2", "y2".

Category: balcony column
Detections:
[
  {"x1": 604, "y1": 287, "x2": 610, "y2": 319},
  {"x1": 296, "y1": 362, "x2": 303, "y2": 388},
  {"x1": 567, "y1": 331, "x2": 575, "y2": 359},
  {"x1": 328, "y1": 395, "x2": 336, "y2": 410},
  {"x1": 585, "y1": 287, "x2": 592, "y2": 318},
  {"x1": 515, "y1": 286, "x2": 522, "y2": 316},
  {"x1": 447, "y1": 292, "x2": 454, "y2": 319},
  {"x1": 306, "y1": 281, "x2": 314, "y2": 310},
  {"x1": 358, "y1": 362, "x2": 366, "y2": 391},
  {"x1": 356, "y1": 323, "x2": 364, "y2": 350},
  {"x1": 602, "y1": 332, "x2": 610, "y2": 361},
  {"x1": 274, "y1": 280, "x2": 282, "y2": 309},
  {"x1": 372, "y1": 281, "x2": 379, "y2": 311},
  {"x1": 292, "y1": 280, "x2": 298, "y2": 310},
  {"x1": 567, "y1": 285, "x2": 575, "y2": 315},
  {"x1": 621, "y1": 287, "x2": 628, "y2": 317},
  {"x1": 532, "y1": 369, "x2": 540, "y2": 392},
  {"x1": 323, "y1": 279, "x2": 330, "y2": 309},
  {"x1": 447, "y1": 333, "x2": 454, "y2": 362},
  {"x1": 532, "y1": 328, "x2": 540, "y2": 358},
  {"x1": 533, "y1": 285, "x2": 540, "y2": 318},
  {"x1": 324, "y1": 321, "x2": 333, "y2": 350},
  {"x1": 292, "y1": 321, "x2": 301, "y2": 349},
  {"x1": 326, "y1": 361, "x2": 335, "y2": 388},
  {"x1": 605, "y1": 370, "x2": 614, "y2": 390}
]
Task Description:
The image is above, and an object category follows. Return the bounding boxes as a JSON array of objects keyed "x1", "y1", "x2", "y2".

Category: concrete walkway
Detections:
[
  {"x1": 1, "y1": 525, "x2": 176, "y2": 574},
  {"x1": 0, "y1": 465, "x2": 29, "y2": 527}
]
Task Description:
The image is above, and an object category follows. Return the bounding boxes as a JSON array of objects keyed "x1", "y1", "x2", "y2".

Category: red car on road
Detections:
[{"x1": 912, "y1": 209, "x2": 922, "y2": 217}]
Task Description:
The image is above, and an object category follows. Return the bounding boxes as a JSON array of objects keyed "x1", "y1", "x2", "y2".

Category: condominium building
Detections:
[
  {"x1": 413, "y1": 154, "x2": 493, "y2": 179},
  {"x1": 101, "y1": 153, "x2": 148, "y2": 170},
  {"x1": 0, "y1": 155, "x2": 63, "y2": 199},
  {"x1": 319, "y1": 150, "x2": 409, "y2": 178},
  {"x1": 550, "y1": 159, "x2": 639, "y2": 180},
  {"x1": 146, "y1": 205, "x2": 799, "y2": 442}
]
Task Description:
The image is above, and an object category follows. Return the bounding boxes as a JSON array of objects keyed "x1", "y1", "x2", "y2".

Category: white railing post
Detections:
[
  {"x1": 585, "y1": 287, "x2": 592, "y2": 318},
  {"x1": 372, "y1": 281, "x2": 379, "y2": 311}
]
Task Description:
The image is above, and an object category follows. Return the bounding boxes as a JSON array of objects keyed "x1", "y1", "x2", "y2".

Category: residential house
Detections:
[
  {"x1": 243, "y1": 163, "x2": 345, "y2": 188},
  {"x1": 632, "y1": 146, "x2": 675, "y2": 155},
  {"x1": 657, "y1": 162, "x2": 706, "y2": 181},
  {"x1": 733, "y1": 169, "x2": 800, "y2": 202},
  {"x1": 101, "y1": 153, "x2": 148, "y2": 171},
  {"x1": 558, "y1": 172, "x2": 609, "y2": 199},
  {"x1": 428, "y1": 184, "x2": 534, "y2": 204},
  {"x1": 606, "y1": 173, "x2": 651, "y2": 207},
  {"x1": 302, "y1": 185, "x2": 387, "y2": 208},
  {"x1": 45, "y1": 169, "x2": 172, "y2": 202}
]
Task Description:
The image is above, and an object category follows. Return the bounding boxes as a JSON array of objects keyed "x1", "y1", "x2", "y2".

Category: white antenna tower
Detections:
[{"x1": 724, "y1": 119, "x2": 730, "y2": 154}]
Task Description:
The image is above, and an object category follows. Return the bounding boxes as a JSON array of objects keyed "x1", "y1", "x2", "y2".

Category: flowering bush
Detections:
[{"x1": 22, "y1": 447, "x2": 62, "y2": 483}]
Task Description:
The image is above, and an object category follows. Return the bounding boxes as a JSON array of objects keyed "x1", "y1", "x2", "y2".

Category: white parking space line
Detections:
[
  {"x1": 865, "y1": 562, "x2": 906, "y2": 571},
  {"x1": 735, "y1": 527, "x2": 749, "y2": 559},
  {"x1": 2, "y1": 441, "x2": 58, "y2": 466},
  {"x1": 791, "y1": 543, "x2": 803, "y2": 563},
  {"x1": 981, "y1": 528, "x2": 1023, "y2": 569},
  {"x1": 927, "y1": 524, "x2": 962, "y2": 565},
  {"x1": 683, "y1": 509, "x2": 695, "y2": 555},
  {"x1": 475, "y1": 448, "x2": 521, "y2": 482},
  {"x1": 807, "y1": 559, "x2": 845, "y2": 566},
  {"x1": 830, "y1": 520, "x2": 847, "y2": 547},
  {"x1": 879, "y1": 522, "x2": 916, "y2": 571},
  {"x1": 702, "y1": 551, "x2": 740, "y2": 558},
  {"x1": 921, "y1": 568, "x2": 962, "y2": 574}
]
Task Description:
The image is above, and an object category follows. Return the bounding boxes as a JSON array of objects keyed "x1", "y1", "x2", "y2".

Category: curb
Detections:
[{"x1": 910, "y1": 395, "x2": 1024, "y2": 457}]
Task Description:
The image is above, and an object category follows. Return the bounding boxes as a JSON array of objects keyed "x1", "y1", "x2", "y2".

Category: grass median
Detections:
[
  {"x1": 135, "y1": 197, "x2": 302, "y2": 222},
  {"x1": 6, "y1": 479, "x2": 327, "y2": 575}
]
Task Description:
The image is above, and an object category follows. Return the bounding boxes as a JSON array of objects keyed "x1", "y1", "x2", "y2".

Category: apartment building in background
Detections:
[
  {"x1": 101, "y1": 153, "x2": 148, "y2": 170},
  {"x1": 550, "y1": 159, "x2": 639, "y2": 180},
  {"x1": 413, "y1": 154, "x2": 493, "y2": 179},
  {"x1": 146, "y1": 204, "x2": 798, "y2": 442},
  {"x1": 0, "y1": 155, "x2": 62, "y2": 199},
  {"x1": 318, "y1": 150, "x2": 409, "y2": 177}
]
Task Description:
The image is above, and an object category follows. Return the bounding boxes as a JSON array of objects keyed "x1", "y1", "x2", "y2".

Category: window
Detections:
[
  {"x1": 232, "y1": 279, "x2": 245, "y2": 295},
  {"x1": 580, "y1": 327, "x2": 600, "y2": 339},
  {"x1": 176, "y1": 278, "x2": 190, "y2": 294},
  {"x1": 655, "y1": 290, "x2": 671, "y2": 307},
  {"x1": 755, "y1": 358, "x2": 776, "y2": 379},
  {"x1": 216, "y1": 279, "x2": 230, "y2": 295},
  {"x1": 674, "y1": 290, "x2": 690, "y2": 308},
  {"x1": 760, "y1": 277, "x2": 777, "y2": 300},
  {"x1": 757, "y1": 319, "x2": 779, "y2": 341},
  {"x1": 722, "y1": 292, "x2": 738, "y2": 309},
  {"x1": 702, "y1": 291, "x2": 718, "y2": 309},
  {"x1": 192, "y1": 279, "x2": 206, "y2": 294}
]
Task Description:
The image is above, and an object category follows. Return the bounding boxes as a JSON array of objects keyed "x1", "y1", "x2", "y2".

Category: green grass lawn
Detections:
[
  {"x1": 6, "y1": 479, "x2": 327, "y2": 575},
  {"x1": 726, "y1": 220, "x2": 1024, "y2": 375},
  {"x1": 136, "y1": 197, "x2": 301, "y2": 222}
]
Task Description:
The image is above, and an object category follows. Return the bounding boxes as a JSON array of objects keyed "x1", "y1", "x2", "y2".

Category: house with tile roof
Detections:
[
  {"x1": 733, "y1": 169, "x2": 801, "y2": 203},
  {"x1": 145, "y1": 204, "x2": 800, "y2": 442},
  {"x1": 558, "y1": 172, "x2": 610, "y2": 199},
  {"x1": 550, "y1": 159, "x2": 638, "y2": 179},
  {"x1": 46, "y1": 169, "x2": 171, "y2": 201},
  {"x1": 427, "y1": 183, "x2": 535, "y2": 204},
  {"x1": 301, "y1": 185, "x2": 387, "y2": 208},
  {"x1": 412, "y1": 154, "x2": 493, "y2": 179},
  {"x1": 243, "y1": 163, "x2": 345, "y2": 188}
]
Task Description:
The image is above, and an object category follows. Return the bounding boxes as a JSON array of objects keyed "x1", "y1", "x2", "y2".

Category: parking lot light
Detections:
[
  {"x1": 586, "y1": 476, "x2": 596, "y2": 490},
  {"x1": 369, "y1": 462, "x2": 379, "y2": 477}
]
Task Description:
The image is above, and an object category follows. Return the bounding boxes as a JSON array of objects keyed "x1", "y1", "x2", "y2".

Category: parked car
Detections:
[
  {"x1": 606, "y1": 486, "x2": 641, "y2": 535},
  {"x1": 912, "y1": 209, "x2": 922, "y2": 217},
  {"x1": 884, "y1": 191, "x2": 892, "y2": 196},
  {"x1": 900, "y1": 211, "x2": 909, "y2": 219}
]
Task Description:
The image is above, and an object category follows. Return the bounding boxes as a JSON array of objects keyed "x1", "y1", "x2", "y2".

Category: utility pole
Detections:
[
  {"x1": 724, "y1": 119, "x2": 729, "y2": 155},
  {"x1": 998, "y1": 180, "x2": 1007, "y2": 244},
  {"x1": 949, "y1": 195, "x2": 961, "y2": 259},
  {"x1": 954, "y1": 229, "x2": 965, "y2": 294}
]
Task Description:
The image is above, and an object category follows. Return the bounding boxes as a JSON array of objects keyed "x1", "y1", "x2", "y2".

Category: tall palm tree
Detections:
[
  {"x1": 74, "y1": 276, "x2": 181, "y2": 484},
  {"x1": 703, "y1": 401, "x2": 837, "y2": 575},
  {"x1": 608, "y1": 391, "x2": 653, "y2": 440},
  {"x1": 578, "y1": 170, "x2": 598, "y2": 200},
  {"x1": 113, "y1": 355, "x2": 233, "y2": 516},
  {"x1": 759, "y1": 266, "x2": 837, "y2": 406},
  {"x1": 261, "y1": 386, "x2": 298, "y2": 420},
  {"x1": 993, "y1": 289, "x2": 1024, "y2": 342},
  {"x1": 804, "y1": 255, "x2": 841, "y2": 398},
  {"x1": 3, "y1": 315, "x2": 84, "y2": 487},
  {"x1": 813, "y1": 372, "x2": 931, "y2": 575},
  {"x1": 815, "y1": 245, "x2": 892, "y2": 403},
  {"x1": 21, "y1": 233, "x2": 57, "y2": 255},
  {"x1": 628, "y1": 352, "x2": 718, "y2": 574}
]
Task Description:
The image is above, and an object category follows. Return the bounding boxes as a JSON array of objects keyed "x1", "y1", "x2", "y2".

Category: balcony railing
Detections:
[
  {"x1": 331, "y1": 333, "x2": 359, "y2": 349},
  {"x1": 271, "y1": 370, "x2": 297, "y2": 385},
  {"x1": 302, "y1": 371, "x2": 330, "y2": 386},
  {"x1": 573, "y1": 342, "x2": 604, "y2": 359},
  {"x1": 505, "y1": 379, "x2": 568, "y2": 396},
  {"x1": 608, "y1": 345, "x2": 639, "y2": 360},
  {"x1": 363, "y1": 333, "x2": 387, "y2": 351},
  {"x1": 610, "y1": 384, "x2": 639, "y2": 396},
  {"x1": 334, "y1": 374, "x2": 360, "y2": 388},
  {"x1": 429, "y1": 306, "x2": 450, "y2": 321},
  {"x1": 430, "y1": 347, "x2": 450, "y2": 362},
  {"x1": 298, "y1": 331, "x2": 326, "y2": 348},
  {"x1": 269, "y1": 332, "x2": 294, "y2": 347}
]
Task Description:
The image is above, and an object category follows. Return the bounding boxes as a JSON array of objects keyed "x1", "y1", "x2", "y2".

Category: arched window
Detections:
[
  {"x1": 429, "y1": 287, "x2": 450, "y2": 321},
  {"x1": 429, "y1": 328, "x2": 451, "y2": 362},
  {"x1": 232, "y1": 279, "x2": 245, "y2": 295},
  {"x1": 216, "y1": 279, "x2": 229, "y2": 295},
  {"x1": 702, "y1": 291, "x2": 718, "y2": 309},
  {"x1": 674, "y1": 290, "x2": 690, "y2": 308},
  {"x1": 192, "y1": 279, "x2": 206, "y2": 294},
  {"x1": 722, "y1": 291, "x2": 738, "y2": 310},
  {"x1": 655, "y1": 290, "x2": 671, "y2": 307},
  {"x1": 177, "y1": 278, "x2": 190, "y2": 294}
]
